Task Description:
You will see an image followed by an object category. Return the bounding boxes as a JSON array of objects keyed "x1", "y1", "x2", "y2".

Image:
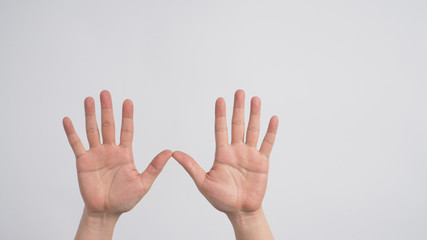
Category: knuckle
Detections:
[
  {"x1": 147, "y1": 164, "x2": 161, "y2": 175},
  {"x1": 264, "y1": 138, "x2": 274, "y2": 146},
  {"x1": 232, "y1": 120, "x2": 244, "y2": 126},
  {"x1": 86, "y1": 127, "x2": 99, "y2": 133},
  {"x1": 247, "y1": 126, "x2": 260, "y2": 133},
  {"x1": 215, "y1": 126, "x2": 228, "y2": 133},
  {"x1": 70, "y1": 139, "x2": 81, "y2": 148},
  {"x1": 102, "y1": 121, "x2": 115, "y2": 128},
  {"x1": 121, "y1": 128, "x2": 134, "y2": 134}
]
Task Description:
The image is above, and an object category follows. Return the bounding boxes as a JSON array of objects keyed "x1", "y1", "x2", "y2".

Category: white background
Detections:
[{"x1": 0, "y1": 0, "x2": 426, "y2": 239}]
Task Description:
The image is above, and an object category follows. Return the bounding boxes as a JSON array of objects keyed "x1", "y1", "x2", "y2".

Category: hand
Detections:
[
  {"x1": 173, "y1": 90, "x2": 278, "y2": 216},
  {"x1": 63, "y1": 90, "x2": 172, "y2": 239}
]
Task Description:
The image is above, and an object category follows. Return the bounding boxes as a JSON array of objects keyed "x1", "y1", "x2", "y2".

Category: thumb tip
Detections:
[{"x1": 171, "y1": 151, "x2": 181, "y2": 159}]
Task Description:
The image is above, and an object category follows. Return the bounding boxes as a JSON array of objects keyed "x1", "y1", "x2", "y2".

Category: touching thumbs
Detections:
[{"x1": 172, "y1": 151, "x2": 206, "y2": 189}]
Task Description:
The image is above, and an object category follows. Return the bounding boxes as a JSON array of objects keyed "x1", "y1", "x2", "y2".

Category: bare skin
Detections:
[
  {"x1": 173, "y1": 89, "x2": 279, "y2": 240},
  {"x1": 63, "y1": 90, "x2": 172, "y2": 240}
]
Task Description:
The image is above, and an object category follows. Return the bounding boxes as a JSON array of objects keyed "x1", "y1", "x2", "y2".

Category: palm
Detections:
[
  {"x1": 63, "y1": 90, "x2": 171, "y2": 215},
  {"x1": 174, "y1": 90, "x2": 278, "y2": 215},
  {"x1": 202, "y1": 144, "x2": 269, "y2": 213},
  {"x1": 76, "y1": 145, "x2": 145, "y2": 214}
]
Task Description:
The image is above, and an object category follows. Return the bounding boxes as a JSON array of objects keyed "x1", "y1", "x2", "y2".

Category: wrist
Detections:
[
  {"x1": 226, "y1": 208, "x2": 274, "y2": 240},
  {"x1": 75, "y1": 207, "x2": 120, "y2": 240},
  {"x1": 226, "y1": 208, "x2": 265, "y2": 228},
  {"x1": 83, "y1": 207, "x2": 121, "y2": 229}
]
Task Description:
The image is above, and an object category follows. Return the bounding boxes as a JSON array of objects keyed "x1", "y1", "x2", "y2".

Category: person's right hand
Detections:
[{"x1": 63, "y1": 90, "x2": 172, "y2": 239}]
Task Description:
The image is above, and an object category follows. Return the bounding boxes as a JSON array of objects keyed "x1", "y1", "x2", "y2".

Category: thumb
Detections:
[
  {"x1": 173, "y1": 151, "x2": 206, "y2": 189},
  {"x1": 140, "y1": 149, "x2": 173, "y2": 190}
]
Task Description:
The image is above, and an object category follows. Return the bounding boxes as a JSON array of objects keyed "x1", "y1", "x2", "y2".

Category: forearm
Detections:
[
  {"x1": 227, "y1": 208, "x2": 274, "y2": 240},
  {"x1": 75, "y1": 207, "x2": 120, "y2": 240}
]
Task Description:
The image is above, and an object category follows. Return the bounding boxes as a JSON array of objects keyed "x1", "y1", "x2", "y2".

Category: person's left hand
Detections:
[{"x1": 173, "y1": 90, "x2": 278, "y2": 217}]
